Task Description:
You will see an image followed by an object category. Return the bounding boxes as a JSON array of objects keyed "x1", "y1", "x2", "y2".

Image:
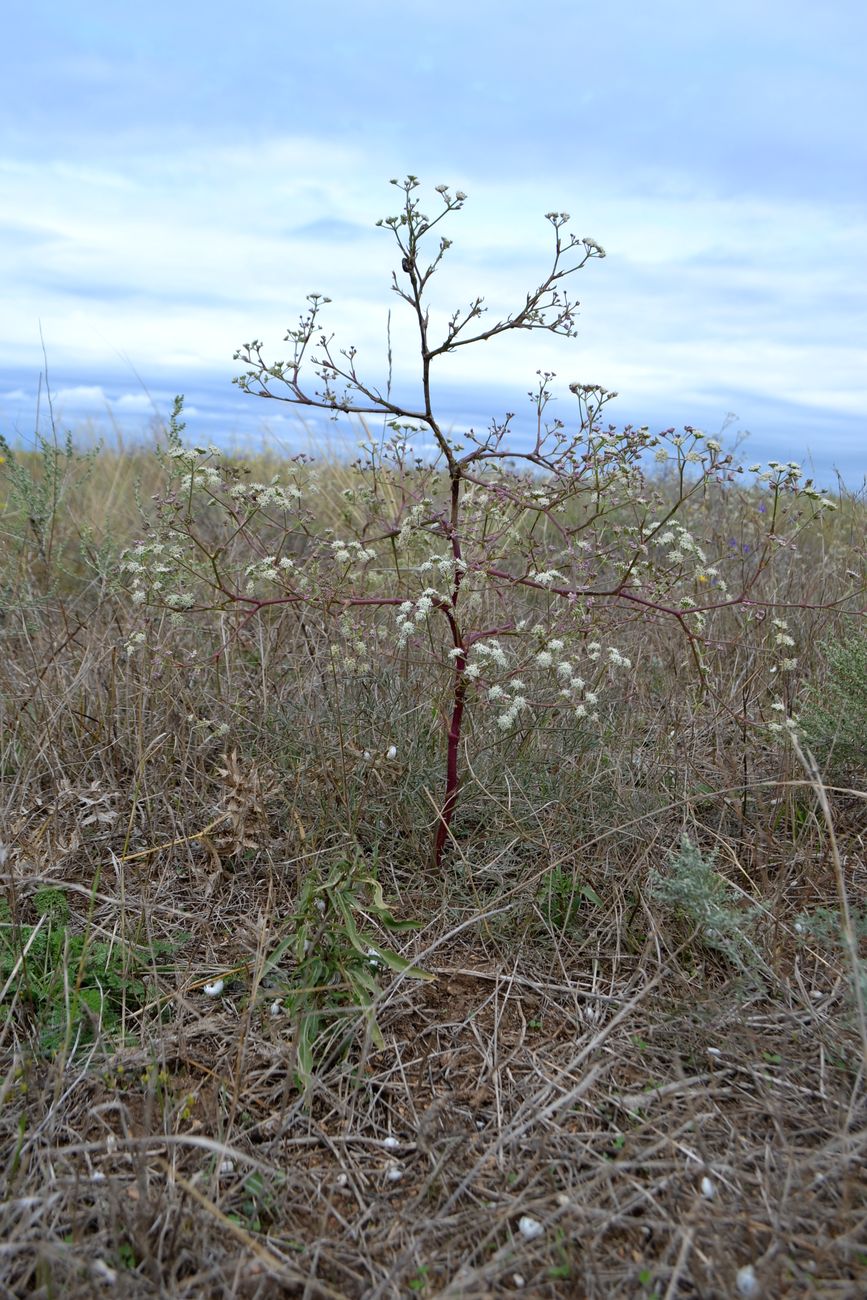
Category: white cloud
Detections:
[
  {"x1": 114, "y1": 392, "x2": 155, "y2": 412},
  {"x1": 55, "y1": 385, "x2": 108, "y2": 404},
  {"x1": 0, "y1": 138, "x2": 864, "y2": 477},
  {"x1": 36, "y1": 385, "x2": 164, "y2": 420}
]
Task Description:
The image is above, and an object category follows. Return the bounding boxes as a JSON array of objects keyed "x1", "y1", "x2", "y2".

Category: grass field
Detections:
[{"x1": 1, "y1": 422, "x2": 865, "y2": 1299}]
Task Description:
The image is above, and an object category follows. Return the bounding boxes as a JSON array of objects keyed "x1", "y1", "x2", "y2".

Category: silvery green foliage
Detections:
[
  {"x1": 799, "y1": 634, "x2": 867, "y2": 783},
  {"x1": 0, "y1": 426, "x2": 101, "y2": 585},
  {"x1": 650, "y1": 836, "x2": 763, "y2": 975}
]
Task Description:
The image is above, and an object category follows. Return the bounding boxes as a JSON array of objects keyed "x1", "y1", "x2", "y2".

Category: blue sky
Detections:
[{"x1": 2, "y1": 0, "x2": 865, "y2": 482}]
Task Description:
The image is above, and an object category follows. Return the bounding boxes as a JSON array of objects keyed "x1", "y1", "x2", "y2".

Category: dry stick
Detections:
[
  {"x1": 424, "y1": 966, "x2": 626, "y2": 1002},
  {"x1": 49, "y1": 1129, "x2": 437, "y2": 1166},
  {"x1": 790, "y1": 736, "x2": 867, "y2": 1084},
  {"x1": 0, "y1": 912, "x2": 47, "y2": 1004},
  {"x1": 116, "y1": 812, "x2": 232, "y2": 861},
  {"x1": 663, "y1": 1222, "x2": 697, "y2": 1300},
  {"x1": 0, "y1": 913, "x2": 51, "y2": 1063}
]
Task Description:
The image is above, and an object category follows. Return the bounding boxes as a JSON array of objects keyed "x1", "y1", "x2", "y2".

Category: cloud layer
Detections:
[{"x1": 2, "y1": 1, "x2": 864, "y2": 482}]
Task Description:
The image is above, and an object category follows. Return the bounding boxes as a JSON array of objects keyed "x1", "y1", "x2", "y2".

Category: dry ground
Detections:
[{"x1": 3, "y1": 821, "x2": 865, "y2": 1299}]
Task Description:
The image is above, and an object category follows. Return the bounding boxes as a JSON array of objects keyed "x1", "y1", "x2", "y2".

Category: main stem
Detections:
[
  {"x1": 433, "y1": 471, "x2": 467, "y2": 867},
  {"x1": 434, "y1": 647, "x2": 468, "y2": 868}
]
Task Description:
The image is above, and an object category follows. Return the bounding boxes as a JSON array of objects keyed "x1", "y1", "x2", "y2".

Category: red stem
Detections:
[{"x1": 434, "y1": 646, "x2": 468, "y2": 868}]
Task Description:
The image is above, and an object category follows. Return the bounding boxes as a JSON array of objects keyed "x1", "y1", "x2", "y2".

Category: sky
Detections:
[{"x1": 2, "y1": 0, "x2": 865, "y2": 484}]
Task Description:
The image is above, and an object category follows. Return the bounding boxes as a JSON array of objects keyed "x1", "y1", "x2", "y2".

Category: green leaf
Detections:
[
  {"x1": 296, "y1": 1014, "x2": 318, "y2": 1086},
  {"x1": 345, "y1": 961, "x2": 377, "y2": 997},
  {"x1": 261, "y1": 933, "x2": 297, "y2": 978},
  {"x1": 581, "y1": 883, "x2": 604, "y2": 908},
  {"x1": 358, "y1": 876, "x2": 422, "y2": 930},
  {"x1": 359, "y1": 938, "x2": 433, "y2": 981},
  {"x1": 332, "y1": 891, "x2": 368, "y2": 952}
]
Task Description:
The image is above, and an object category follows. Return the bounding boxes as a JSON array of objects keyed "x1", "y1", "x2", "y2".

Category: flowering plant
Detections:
[{"x1": 123, "y1": 178, "x2": 838, "y2": 866}]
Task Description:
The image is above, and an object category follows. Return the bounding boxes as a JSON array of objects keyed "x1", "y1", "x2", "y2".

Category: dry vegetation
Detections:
[{"x1": 1, "y1": 431, "x2": 865, "y2": 1299}]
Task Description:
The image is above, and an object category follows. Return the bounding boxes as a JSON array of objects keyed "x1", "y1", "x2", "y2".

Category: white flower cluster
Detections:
[
  {"x1": 463, "y1": 634, "x2": 635, "y2": 729},
  {"x1": 746, "y1": 461, "x2": 837, "y2": 511},
  {"x1": 449, "y1": 640, "x2": 505, "y2": 691},
  {"x1": 655, "y1": 523, "x2": 707, "y2": 567},
  {"x1": 558, "y1": 641, "x2": 631, "y2": 720},
  {"x1": 121, "y1": 538, "x2": 188, "y2": 606},
  {"x1": 663, "y1": 429, "x2": 723, "y2": 459},
  {"x1": 178, "y1": 463, "x2": 223, "y2": 491},
  {"x1": 492, "y1": 679, "x2": 528, "y2": 730},
  {"x1": 751, "y1": 459, "x2": 817, "y2": 493},
  {"x1": 772, "y1": 459, "x2": 802, "y2": 475},
  {"x1": 166, "y1": 441, "x2": 223, "y2": 461},
  {"x1": 330, "y1": 614, "x2": 371, "y2": 673},
  {"x1": 394, "y1": 499, "x2": 433, "y2": 550},
  {"x1": 532, "y1": 569, "x2": 565, "y2": 589},
  {"x1": 417, "y1": 553, "x2": 467, "y2": 582},
  {"x1": 652, "y1": 522, "x2": 728, "y2": 596},
  {"x1": 244, "y1": 554, "x2": 295, "y2": 590},
  {"x1": 606, "y1": 646, "x2": 632, "y2": 668},
  {"x1": 330, "y1": 538, "x2": 377, "y2": 566},
  {"x1": 583, "y1": 641, "x2": 632, "y2": 670},
  {"x1": 676, "y1": 593, "x2": 707, "y2": 632},
  {"x1": 228, "y1": 479, "x2": 304, "y2": 509},
  {"x1": 772, "y1": 617, "x2": 795, "y2": 648},
  {"x1": 766, "y1": 616, "x2": 800, "y2": 732},
  {"x1": 125, "y1": 630, "x2": 146, "y2": 656},
  {"x1": 396, "y1": 588, "x2": 443, "y2": 645},
  {"x1": 769, "y1": 617, "x2": 798, "y2": 675},
  {"x1": 472, "y1": 640, "x2": 511, "y2": 671}
]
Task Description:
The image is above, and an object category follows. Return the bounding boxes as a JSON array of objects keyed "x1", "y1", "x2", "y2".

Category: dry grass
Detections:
[{"x1": 1, "y1": 434, "x2": 865, "y2": 1298}]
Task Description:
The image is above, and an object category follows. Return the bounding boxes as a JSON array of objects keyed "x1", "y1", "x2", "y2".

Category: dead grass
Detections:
[{"x1": 1, "y1": 439, "x2": 865, "y2": 1297}]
